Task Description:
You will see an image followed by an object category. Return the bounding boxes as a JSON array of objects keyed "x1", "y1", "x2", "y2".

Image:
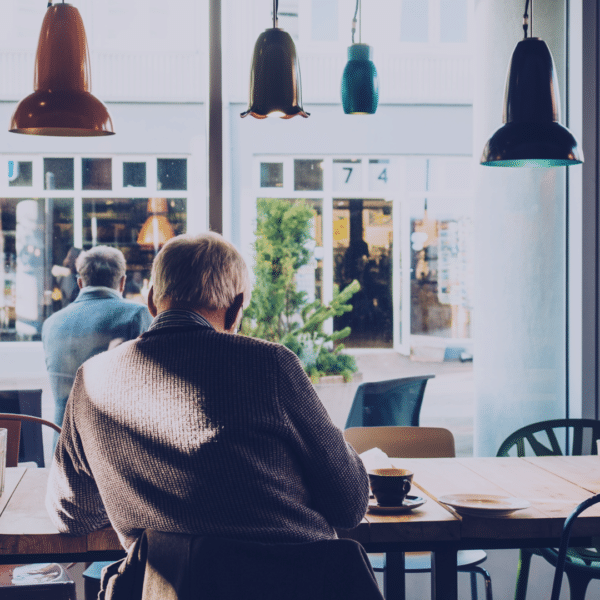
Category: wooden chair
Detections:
[
  {"x1": 0, "y1": 414, "x2": 74, "y2": 599},
  {"x1": 344, "y1": 375, "x2": 434, "y2": 429},
  {"x1": 344, "y1": 426, "x2": 493, "y2": 600},
  {"x1": 497, "y1": 418, "x2": 600, "y2": 600},
  {"x1": 0, "y1": 413, "x2": 61, "y2": 467}
]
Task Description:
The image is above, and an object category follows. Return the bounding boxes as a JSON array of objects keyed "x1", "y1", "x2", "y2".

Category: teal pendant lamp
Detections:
[
  {"x1": 481, "y1": 0, "x2": 582, "y2": 167},
  {"x1": 341, "y1": 0, "x2": 379, "y2": 114},
  {"x1": 241, "y1": 0, "x2": 308, "y2": 119}
]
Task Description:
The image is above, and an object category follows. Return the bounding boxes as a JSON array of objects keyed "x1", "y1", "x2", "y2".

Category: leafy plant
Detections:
[{"x1": 242, "y1": 198, "x2": 359, "y2": 382}]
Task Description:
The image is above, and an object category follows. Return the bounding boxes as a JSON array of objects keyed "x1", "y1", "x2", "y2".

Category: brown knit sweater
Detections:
[{"x1": 46, "y1": 314, "x2": 369, "y2": 549}]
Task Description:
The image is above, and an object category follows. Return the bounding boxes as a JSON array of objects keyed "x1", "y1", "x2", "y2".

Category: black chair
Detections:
[
  {"x1": 550, "y1": 493, "x2": 600, "y2": 600},
  {"x1": 345, "y1": 375, "x2": 434, "y2": 429},
  {"x1": 497, "y1": 418, "x2": 600, "y2": 600}
]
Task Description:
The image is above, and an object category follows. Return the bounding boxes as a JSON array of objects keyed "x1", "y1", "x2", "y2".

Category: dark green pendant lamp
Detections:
[
  {"x1": 481, "y1": 0, "x2": 582, "y2": 167},
  {"x1": 241, "y1": 0, "x2": 308, "y2": 119},
  {"x1": 341, "y1": 0, "x2": 379, "y2": 114}
]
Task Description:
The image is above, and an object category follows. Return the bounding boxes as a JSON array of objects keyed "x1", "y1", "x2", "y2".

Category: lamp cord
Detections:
[
  {"x1": 351, "y1": 0, "x2": 359, "y2": 44},
  {"x1": 273, "y1": 0, "x2": 278, "y2": 28},
  {"x1": 523, "y1": 0, "x2": 532, "y2": 38}
]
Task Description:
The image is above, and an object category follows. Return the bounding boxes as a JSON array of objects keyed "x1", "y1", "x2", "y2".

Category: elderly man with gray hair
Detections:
[
  {"x1": 42, "y1": 245, "x2": 152, "y2": 433},
  {"x1": 46, "y1": 232, "x2": 369, "y2": 558}
]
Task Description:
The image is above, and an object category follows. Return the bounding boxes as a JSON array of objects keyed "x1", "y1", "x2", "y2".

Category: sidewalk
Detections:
[{"x1": 316, "y1": 351, "x2": 475, "y2": 457}]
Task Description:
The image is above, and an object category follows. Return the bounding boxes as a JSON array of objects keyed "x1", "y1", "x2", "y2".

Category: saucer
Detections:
[
  {"x1": 367, "y1": 495, "x2": 427, "y2": 514},
  {"x1": 438, "y1": 494, "x2": 530, "y2": 517}
]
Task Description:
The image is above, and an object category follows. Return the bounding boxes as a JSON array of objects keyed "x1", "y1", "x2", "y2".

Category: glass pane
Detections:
[
  {"x1": 294, "y1": 159, "x2": 323, "y2": 191},
  {"x1": 157, "y1": 158, "x2": 187, "y2": 190},
  {"x1": 123, "y1": 162, "x2": 147, "y2": 188},
  {"x1": 333, "y1": 199, "x2": 393, "y2": 348},
  {"x1": 82, "y1": 158, "x2": 112, "y2": 191},
  {"x1": 400, "y1": 0, "x2": 428, "y2": 43},
  {"x1": 278, "y1": 0, "x2": 299, "y2": 40},
  {"x1": 0, "y1": 198, "x2": 74, "y2": 341},
  {"x1": 82, "y1": 198, "x2": 187, "y2": 301},
  {"x1": 260, "y1": 163, "x2": 284, "y2": 188},
  {"x1": 44, "y1": 158, "x2": 74, "y2": 191},
  {"x1": 312, "y1": 0, "x2": 338, "y2": 41},
  {"x1": 333, "y1": 159, "x2": 362, "y2": 192},
  {"x1": 369, "y1": 159, "x2": 390, "y2": 192},
  {"x1": 440, "y1": 0, "x2": 468, "y2": 43},
  {"x1": 8, "y1": 161, "x2": 33, "y2": 187}
]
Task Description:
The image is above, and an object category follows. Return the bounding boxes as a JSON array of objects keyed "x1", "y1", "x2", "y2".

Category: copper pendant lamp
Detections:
[
  {"x1": 137, "y1": 198, "x2": 175, "y2": 253},
  {"x1": 10, "y1": 1, "x2": 114, "y2": 137},
  {"x1": 241, "y1": 0, "x2": 308, "y2": 119},
  {"x1": 341, "y1": 0, "x2": 379, "y2": 115},
  {"x1": 480, "y1": 0, "x2": 582, "y2": 167}
]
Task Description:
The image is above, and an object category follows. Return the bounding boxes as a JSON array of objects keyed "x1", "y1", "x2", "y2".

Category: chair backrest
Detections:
[
  {"x1": 344, "y1": 426, "x2": 456, "y2": 458},
  {"x1": 496, "y1": 418, "x2": 600, "y2": 457},
  {"x1": 0, "y1": 413, "x2": 61, "y2": 467},
  {"x1": 344, "y1": 375, "x2": 435, "y2": 429},
  {"x1": 550, "y1": 492, "x2": 600, "y2": 600}
]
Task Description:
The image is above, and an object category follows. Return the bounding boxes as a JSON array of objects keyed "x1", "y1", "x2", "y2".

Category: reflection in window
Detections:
[
  {"x1": 0, "y1": 198, "x2": 73, "y2": 341},
  {"x1": 8, "y1": 162, "x2": 33, "y2": 187},
  {"x1": 82, "y1": 158, "x2": 112, "y2": 190},
  {"x1": 440, "y1": 0, "x2": 468, "y2": 43},
  {"x1": 157, "y1": 159, "x2": 187, "y2": 190},
  {"x1": 82, "y1": 198, "x2": 187, "y2": 300},
  {"x1": 44, "y1": 158, "x2": 74, "y2": 190},
  {"x1": 400, "y1": 0, "x2": 428, "y2": 43},
  {"x1": 294, "y1": 159, "x2": 323, "y2": 191},
  {"x1": 260, "y1": 163, "x2": 284, "y2": 188},
  {"x1": 123, "y1": 162, "x2": 147, "y2": 188}
]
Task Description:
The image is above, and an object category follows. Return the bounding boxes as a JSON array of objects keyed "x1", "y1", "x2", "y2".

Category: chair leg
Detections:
[
  {"x1": 564, "y1": 570, "x2": 592, "y2": 600},
  {"x1": 514, "y1": 548, "x2": 533, "y2": 600},
  {"x1": 462, "y1": 565, "x2": 493, "y2": 600}
]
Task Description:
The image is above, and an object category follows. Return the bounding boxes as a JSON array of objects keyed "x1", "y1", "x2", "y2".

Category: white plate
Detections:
[
  {"x1": 438, "y1": 494, "x2": 530, "y2": 517},
  {"x1": 367, "y1": 495, "x2": 427, "y2": 514}
]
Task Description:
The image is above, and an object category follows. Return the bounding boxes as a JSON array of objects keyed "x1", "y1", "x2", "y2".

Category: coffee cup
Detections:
[{"x1": 368, "y1": 468, "x2": 413, "y2": 506}]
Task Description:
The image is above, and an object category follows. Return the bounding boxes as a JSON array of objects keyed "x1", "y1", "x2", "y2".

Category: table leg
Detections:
[
  {"x1": 383, "y1": 551, "x2": 406, "y2": 600},
  {"x1": 431, "y1": 548, "x2": 458, "y2": 600}
]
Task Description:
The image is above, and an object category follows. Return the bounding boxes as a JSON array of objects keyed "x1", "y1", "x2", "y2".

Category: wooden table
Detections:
[{"x1": 2, "y1": 457, "x2": 600, "y2": 600}]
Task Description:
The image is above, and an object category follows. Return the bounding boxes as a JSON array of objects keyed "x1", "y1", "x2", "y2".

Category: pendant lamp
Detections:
[
  {"x1": 241, "y1": 0, "x2": 308, "y2": 119},
  {"x1": 137, "y1": 198, "x2": 175, "y2": 253},
  {"x1": 341, "y1": 0, "x2": 379, "y2": 114},
  {"x1": 10, "y1": 2, "x2": 114, "y2": 137},
  {"x1": 480, "y1": 0, "x2": 582, "y2": 167}
]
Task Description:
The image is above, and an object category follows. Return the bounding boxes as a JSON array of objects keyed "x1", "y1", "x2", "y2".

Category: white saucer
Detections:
[
  {"x1": 438, "y1": 493, "x2": 530, "y2": 517},
  {"x1": 367, "y1": 495, "x2": 427, "y2": 514}
]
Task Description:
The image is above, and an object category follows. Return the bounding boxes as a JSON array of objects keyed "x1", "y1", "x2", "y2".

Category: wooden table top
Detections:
[{"x1": 1, "y1": 456, "x2": 600, "y2": 559}]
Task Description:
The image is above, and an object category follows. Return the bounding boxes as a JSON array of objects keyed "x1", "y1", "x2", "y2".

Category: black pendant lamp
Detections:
[
  {"x1": 480, "y1": 0, "x2": 582, "y2": 167},
  {"x1": 241, "y1": 0, "x2": 308, "y2": 119},
  {"x1": 10, "y1": 1, "x2": 114, "y2": 137},
  {"x1": 341, "y1": 0, "x2": 379, "y2": 115}
]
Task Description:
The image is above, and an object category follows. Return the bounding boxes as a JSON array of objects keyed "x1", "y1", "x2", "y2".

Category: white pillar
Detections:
[{"x1": 473, "y1": 0, "x2": 568, "y2": 456}]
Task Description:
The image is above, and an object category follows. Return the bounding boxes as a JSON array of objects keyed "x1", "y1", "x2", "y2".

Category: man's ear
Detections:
[
  {"x1": 147, "y1": 287, "x2": 158, "y2": 317},
  {"x1": 224, "y1": 293, "x2": 244, "y2": 332},
  {"x1": 77, "y1": 277, "x2": 84, "y2": 289}
]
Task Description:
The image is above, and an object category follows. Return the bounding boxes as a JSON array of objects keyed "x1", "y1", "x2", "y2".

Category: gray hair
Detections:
[
  {"x1": 76, "y1": 246, "x2": 126, "y2": 289},
  {"x1": 151, "y1": 233, "x2": 250, "y2": 310}
]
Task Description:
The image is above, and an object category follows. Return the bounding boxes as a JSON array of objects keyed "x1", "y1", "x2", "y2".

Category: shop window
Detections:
[
  {"x1": 8, "y1": 161, "x2": 33, "y2": 187},
  {"x1": 400, "y1": 0, "x2": 429, "y2": 43},
  {"x1": 260, "y1": 163, "x2": 284, "y2": 188},
  {"x1": 123, "y1": 162, "x2": 147, "y2": 188},
  {"x1": 440, "y1": 0, "x2": 468, "y2": 43},
  {"x1": 157, "y1": 159, "x2": 187, "y2": 191},
  {"x1": 44, "y1": 158, "x2": 74, "y2": 191},
  {"x1": 82, "y1": 158, "x2": 112, "y2": 191},
  {"x1": 294, "y1": 159, "x2": 323, "y2": 191}
]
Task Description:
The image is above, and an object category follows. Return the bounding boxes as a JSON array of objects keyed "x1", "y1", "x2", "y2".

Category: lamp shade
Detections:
[
  {"x1": 241, "y1": 28, "x2": 309, "y2": 119},
  {"x1": 341, "y1": 44, "x2": 379, "y2": 115},
  {"x1": 137, "y1": 198, "x2": 175, "y2": 249},
  {"x1": 10, "y1": 3, "x2": 114, "y2": 137},
  {"x1": 481, "y1": 37, "x2": 582, "y2": 167}
]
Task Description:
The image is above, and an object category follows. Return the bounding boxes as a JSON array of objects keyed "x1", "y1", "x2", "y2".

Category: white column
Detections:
[{"x1": 473, "y1": 0, "x2": 568, "y2": 456}]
